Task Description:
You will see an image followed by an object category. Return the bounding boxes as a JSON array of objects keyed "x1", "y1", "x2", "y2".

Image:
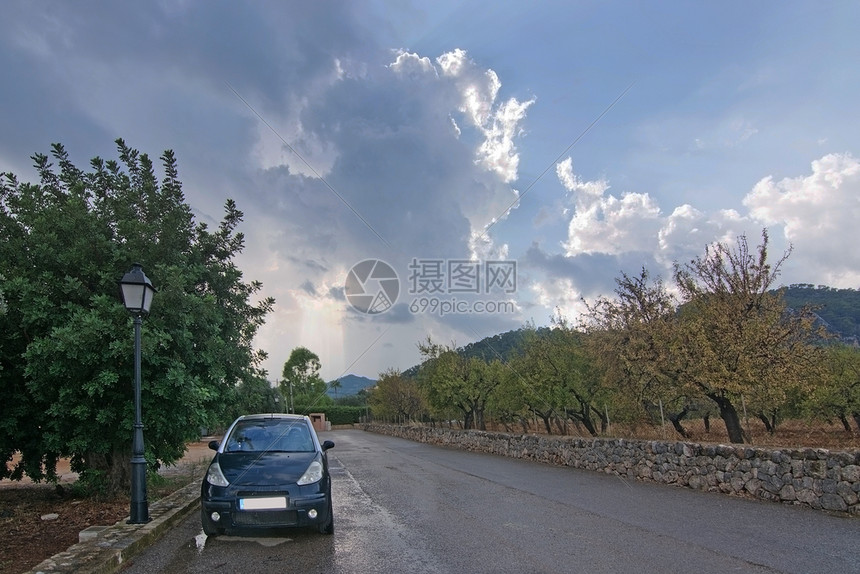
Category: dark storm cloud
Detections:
[
  {"x1": 245, "y1": 54, "x2": 481, "y2": 265},
  {"x1": 299, "y1": 280, "x2": 316, "y2": 295}
]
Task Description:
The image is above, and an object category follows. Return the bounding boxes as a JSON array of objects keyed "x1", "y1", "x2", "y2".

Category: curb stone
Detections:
[{"x1": 24, "y1": 482, "x2": 201, "y2": 574}]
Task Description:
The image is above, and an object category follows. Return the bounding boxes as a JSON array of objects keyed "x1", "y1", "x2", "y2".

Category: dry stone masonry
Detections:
[{"x1": 364, "y1": 424, "x2": 860, "y2": 516}]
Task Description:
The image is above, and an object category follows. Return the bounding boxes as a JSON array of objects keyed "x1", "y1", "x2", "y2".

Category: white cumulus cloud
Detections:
[
  {"x1": 744, "y1": 153, "x2": 860, "y2": 286},
  {"x1": 388, "y1": 50, "x2": 438, "y2": 77},
  {"x1": 557, "y1": 158, "x2": 663, "y2": 256},
  {"x1": 529, "y1": 151, "x2": 860, "y2": 325},
  {"x1": 435, "y1": 49, "x2": 535, "y2": 183}
]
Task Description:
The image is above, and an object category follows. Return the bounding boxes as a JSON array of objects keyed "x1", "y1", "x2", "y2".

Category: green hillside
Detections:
[
  {"x1": 327, "y1": 374, "x2": 375, "y2": 397},
  {"x1": 779, "y1": 285, "x2": 860, "y2": 340},
  {"x1": 402, "y1": 329, "x2": 531, "y2": 378}
]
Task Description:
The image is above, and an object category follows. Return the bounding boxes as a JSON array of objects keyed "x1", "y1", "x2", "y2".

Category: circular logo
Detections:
[{"x1": 345, "y1": 259, "x2": 399, "y2": 314}]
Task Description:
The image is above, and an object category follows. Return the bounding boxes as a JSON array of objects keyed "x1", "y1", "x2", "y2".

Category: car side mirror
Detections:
[
  {"x1": 321, "y1": 440, "x2": 335, "y2": 451},
  {"x1": 208, "y1": 440, "x2": 220, "y2": 451}
]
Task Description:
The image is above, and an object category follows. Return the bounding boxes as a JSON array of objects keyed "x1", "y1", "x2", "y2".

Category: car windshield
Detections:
[{"x1": 224, "y1": 419, "x2": 314, "y2": 453}]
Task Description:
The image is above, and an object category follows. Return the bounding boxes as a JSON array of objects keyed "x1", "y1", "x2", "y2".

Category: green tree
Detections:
[
  {"x1": 504, "y1": 323, "x2": 604, "y2": 436},
  {"x1": 0, "y1": 276, "x2": 6, "y2": 315},
  {"x1": 417, "y1": 337, "x2": 501, "y2": 430},
  {"x1": 281, "y1": 347, "x2": 330, "y2": 410},
  {"x1": 673, "y1": 230, "x2": 826, "y2": 442},
  {"x1": 810, "y1": 344, "x2": 860, "y2": 432},
  {"x1": 0, "y1": 141, "x2": 274, "y2": 491},
  {"x1": 227, "y1": 378, "x2": 282, "y2": 422},
  {"x1": 335, "y1": 389, "x2": 370, "y2": 407},
  {"x1": 465, "y1": 357, "x2": 505, "y2": 431},
  {"x1": 582, "y1": 269, "x2": 694, "y2": 436},
  {"x1": 329, "y1": 378, "x2": 342, "y2": 400},
  {"x1": 369, "y1": 368, "x2": 425, "y2": 422},
  {"x1": 582, "y1": 230, "x2": 825, "y2": 444}
]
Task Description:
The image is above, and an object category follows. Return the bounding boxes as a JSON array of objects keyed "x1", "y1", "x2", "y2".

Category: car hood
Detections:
[{"x1": 216, "y1": 451, "x2": 318, "y2": 486}]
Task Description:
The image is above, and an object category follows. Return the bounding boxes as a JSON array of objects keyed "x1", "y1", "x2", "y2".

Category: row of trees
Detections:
[
  {"x1": 0, "y1": 141, "x2": 274, "y2": 492},
  {"x1": 583, "y1": 230, "x2": 827, "y2": 443},
  {"x1": 370, "y1": 231, "x2": 860, "y2": 444}
]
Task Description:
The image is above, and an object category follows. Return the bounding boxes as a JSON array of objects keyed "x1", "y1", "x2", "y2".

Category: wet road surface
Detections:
[{"x1": 120, "y1": 429, "x2": 860, "y2": 573}]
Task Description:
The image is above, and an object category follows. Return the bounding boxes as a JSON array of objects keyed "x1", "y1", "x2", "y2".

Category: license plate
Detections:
[{"x1": 239, "y1": 496, "x2": 287, "y2": 510}]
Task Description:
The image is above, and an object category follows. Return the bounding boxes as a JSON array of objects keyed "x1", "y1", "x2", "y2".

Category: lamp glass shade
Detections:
[{"x1": 120, "y1": 264, "x2": 156, "y2": 313}]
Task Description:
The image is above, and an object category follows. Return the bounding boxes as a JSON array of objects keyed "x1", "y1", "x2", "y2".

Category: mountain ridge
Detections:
[{"x1": 327, "y1": 373, "x2": 376, "y2": 397}]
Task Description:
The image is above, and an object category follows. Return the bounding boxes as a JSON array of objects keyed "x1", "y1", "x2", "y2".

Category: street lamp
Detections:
[
  {"x1": 119, "y1": 263, "x2": 156, "y2": 524},
  {"x1": 288, "y1": 380, "x2": 294, "y2": 413}
]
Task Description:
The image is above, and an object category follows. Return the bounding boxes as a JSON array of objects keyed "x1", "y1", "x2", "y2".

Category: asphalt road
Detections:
[{"x1": 120, "y1": 429, "x2": 860, "y2": 574}]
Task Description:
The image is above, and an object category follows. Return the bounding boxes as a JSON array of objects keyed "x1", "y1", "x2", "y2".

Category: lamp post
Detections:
[
  {"x1": 119, "y1": 263, "x2": 156, "y2": 524},
  {"x1": 288, "y1": 380, "x2": 294, "y2": 413}
]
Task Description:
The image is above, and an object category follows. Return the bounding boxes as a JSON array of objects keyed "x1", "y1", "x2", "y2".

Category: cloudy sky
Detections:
[{"x1": 2, "y1": 1, "x2": 859, "y2": 381}]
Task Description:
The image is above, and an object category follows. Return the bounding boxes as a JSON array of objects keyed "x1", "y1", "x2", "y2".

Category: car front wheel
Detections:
[{"x1": 318, "y1": 498, "x2": 334, "y2": 535}]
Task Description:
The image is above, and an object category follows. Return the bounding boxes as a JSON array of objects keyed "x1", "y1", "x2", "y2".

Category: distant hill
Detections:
[
  {"x1": 458, "y1": 328, "x2": 533, "y2": 362},
  {"x1": 779, "y1": 285, "x2": 860, "y2": 342},
  {"x1": 402, "y1": 328, "x2": 531, "y2": 378},
  {"x1": 398, "y1": 285, "x2": 860, "y2": 378},
  {"x1": 327, "y1": 374, "x2": 376, "y2": 397}
]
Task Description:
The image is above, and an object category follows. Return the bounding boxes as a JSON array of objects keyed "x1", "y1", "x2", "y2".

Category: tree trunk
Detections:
[
  {"x1": 540, "y1": 413, "x2": 553, "y2": 434},
  {"x1": 669, "y1": 417, "x2": 688, "y2": 438},
  {"x1": 852, "y1": 412, "x2": 860, "y2": 432},
  {"x1": 84, "y1": 447, "x2": 132, "y2": 495},
  {"x1": 707, "y1": 393, "x2": 745, "y2": 443},
  {"x1": 838, "y1": 414, "x2": 852, "y2": 433},
  {"x1": 475, "y1": 406, "x2": 486, "y2": 431},
  {"x1": 570, "y1": 405, "x2": 599, "y2": 437},
  {"x1": 462, "y1": 410, "x2": 474, "y2": 430},
  {"x1": 668, "y1": 407, "x2": 689, "y2": 438},
  {"x1": 757, "y1": 413, "x2": 775, "y2": 434},
  {"x1": 703, "y1": 415, "x2": 711, "y2": 433},
  {"x1": 579, "y1": 414, "x2": 598, "y2": 437}
]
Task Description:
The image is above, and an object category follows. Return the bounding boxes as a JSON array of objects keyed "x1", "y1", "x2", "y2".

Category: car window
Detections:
[
  {"x1": 274, "y1": 423, "x2": 315, "y2": 452},
  {"x1": 225, "y1": 420, "x2": 314, "y2": 452}
]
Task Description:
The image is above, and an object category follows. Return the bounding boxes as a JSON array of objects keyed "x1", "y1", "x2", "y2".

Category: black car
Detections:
[{"x1": 200, "y1": 413, "x2": 335, "y2": 536}]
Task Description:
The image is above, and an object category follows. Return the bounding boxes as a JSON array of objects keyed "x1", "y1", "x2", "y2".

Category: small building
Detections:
[{"x1": 309, "y1": 413, "x2": 328, "y2": 432}]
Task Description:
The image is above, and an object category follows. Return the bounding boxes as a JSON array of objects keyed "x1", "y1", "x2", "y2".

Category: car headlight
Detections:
[
  {"x1": 206, "y1": 461, "x2": 230, "y2": 487},
  {"x1": 297, "y1": 458, "x2": 323, "y2": 485}
]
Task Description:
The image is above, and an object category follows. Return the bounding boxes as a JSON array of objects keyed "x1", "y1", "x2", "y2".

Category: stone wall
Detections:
[{"x1": 363, "y1": 424, "x2": 860, "y2": 516}]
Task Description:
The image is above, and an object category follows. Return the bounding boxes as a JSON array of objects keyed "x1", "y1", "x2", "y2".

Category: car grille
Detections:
[{"x1": 233, "y1": 510, "x2": 298, "y2": 527}]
